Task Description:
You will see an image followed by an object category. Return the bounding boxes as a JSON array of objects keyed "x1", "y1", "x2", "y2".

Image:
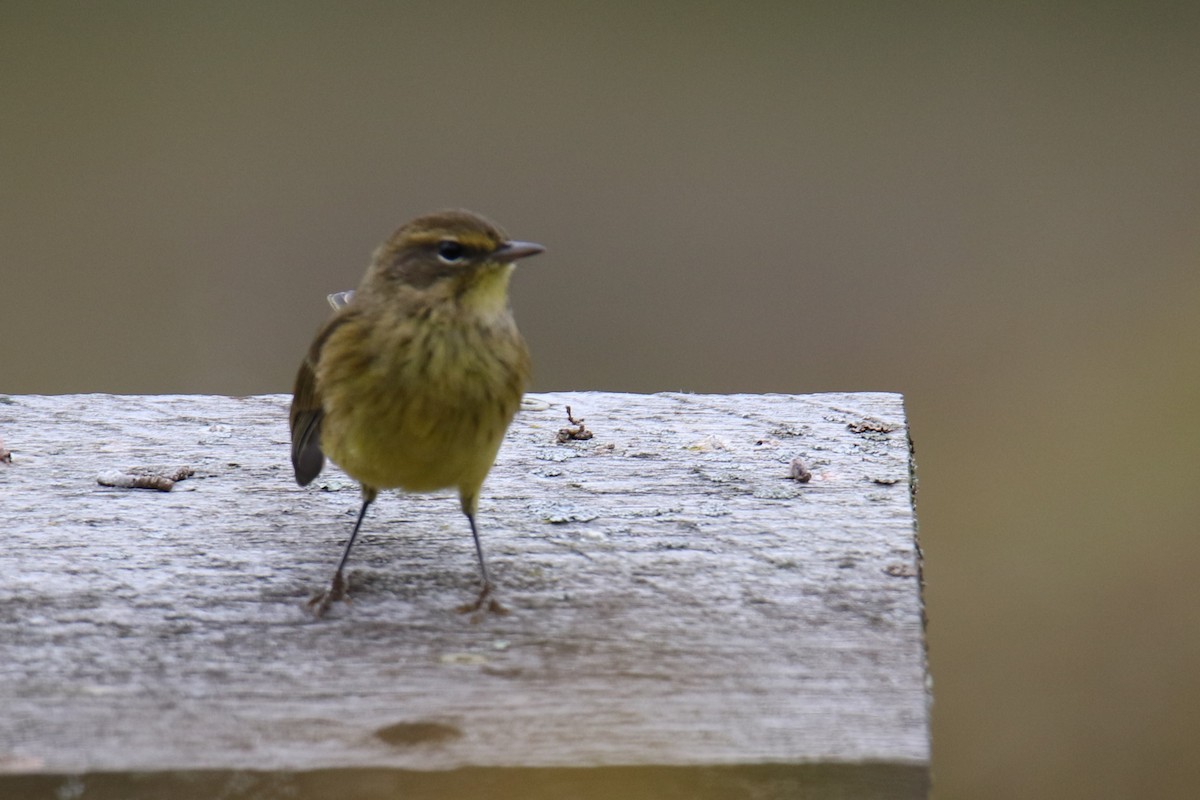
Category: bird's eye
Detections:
[{"x1": 436, "y1": 240, "x2": 465, "y2": 263}]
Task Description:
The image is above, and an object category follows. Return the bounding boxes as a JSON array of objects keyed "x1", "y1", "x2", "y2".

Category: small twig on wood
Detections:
[
  {"x1": 97, "y1": 466, "x2": 195, "y2": 492},
  {"x1": 847, "y1": 418, "x2": 898, "y2": 434},
  {"x1": 884, "y1": 562, "x2": 917, "y2": 578},
  {"x1": 556, "y1": 405, "x2": 594, "y2": 443}
]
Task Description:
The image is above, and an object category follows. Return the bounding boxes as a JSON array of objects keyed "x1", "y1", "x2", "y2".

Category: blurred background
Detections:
[{"x1": 3, "y1": 2, "x2": 1198, "y2": 797}]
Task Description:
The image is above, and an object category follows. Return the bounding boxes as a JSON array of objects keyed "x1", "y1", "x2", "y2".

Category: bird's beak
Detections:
[{"x1": 494, "y1": 240, "x2": 545, "y2": 262}]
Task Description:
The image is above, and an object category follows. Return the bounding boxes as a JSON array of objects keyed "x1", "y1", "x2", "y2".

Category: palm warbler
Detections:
[{"x1": 290, "y1": 209, "x2": 543, "y2": 617}]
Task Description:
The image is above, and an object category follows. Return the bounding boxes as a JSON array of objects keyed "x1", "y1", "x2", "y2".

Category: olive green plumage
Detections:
[{"x1": 290, "y1": 209, "x2": 543, "y2": 616}]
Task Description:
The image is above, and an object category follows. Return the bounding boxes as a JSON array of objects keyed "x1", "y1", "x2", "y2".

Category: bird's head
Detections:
[{"x1": 360, "y1": 210, "x2": 543, "y2": 313}]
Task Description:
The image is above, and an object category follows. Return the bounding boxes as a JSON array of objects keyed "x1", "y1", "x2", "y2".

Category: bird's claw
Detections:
[
  {"x1": 456, "y1": 582, "x2": 509, "y2": 619},
  {"x1": 306, "y1": 570, "x2": 349, "y2": 618}
]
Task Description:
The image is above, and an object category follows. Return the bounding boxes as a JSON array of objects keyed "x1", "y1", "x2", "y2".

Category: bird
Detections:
[{"x1": 289, "y1": 209, "x2": 543, "y2": 617}]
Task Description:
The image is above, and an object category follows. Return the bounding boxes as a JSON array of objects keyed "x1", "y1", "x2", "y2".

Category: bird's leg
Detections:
[
  {"x1": 308, "y1": 494, "x2": 373, "y2": 618},
  {"x1": 456, "y1": 510, "x2": 509, "y2": 617}
]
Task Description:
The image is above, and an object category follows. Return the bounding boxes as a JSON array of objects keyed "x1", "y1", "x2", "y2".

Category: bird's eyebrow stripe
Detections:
[{"x1": 406, "y1": 231, "x2": 499, "y2": 252}]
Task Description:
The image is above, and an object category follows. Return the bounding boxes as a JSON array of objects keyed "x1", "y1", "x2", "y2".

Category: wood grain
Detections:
[{"x1": 0, "y1": 391, "x2": 927, "y2": 792}]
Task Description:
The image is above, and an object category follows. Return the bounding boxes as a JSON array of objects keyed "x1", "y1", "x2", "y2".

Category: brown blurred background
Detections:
[{"x1": 3, "y1": 3, "x2": 1198, "y2": 798}]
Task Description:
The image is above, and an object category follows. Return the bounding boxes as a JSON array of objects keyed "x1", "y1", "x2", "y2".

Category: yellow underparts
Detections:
[{"x1": 315, "y1": 265, "x2": 529, "y2": 509}]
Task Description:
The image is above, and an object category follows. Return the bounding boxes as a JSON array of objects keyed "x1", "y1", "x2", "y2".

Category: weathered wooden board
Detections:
[{"x1": 0, "y1": 392, "x2": 927, "y2": 793}]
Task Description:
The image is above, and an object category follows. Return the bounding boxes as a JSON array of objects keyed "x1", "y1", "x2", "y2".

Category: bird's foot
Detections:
[
  {"x1": 306, "y1": 569, "x2": 350, "y2": 618},
  {"x1": 457, "y1": 581, "x2": 509, "y2": 619}
]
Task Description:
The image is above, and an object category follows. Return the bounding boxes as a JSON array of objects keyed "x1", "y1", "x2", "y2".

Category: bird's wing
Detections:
[{"x1": 289, "y1": 311, "x2": 355, "y2": 486}]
